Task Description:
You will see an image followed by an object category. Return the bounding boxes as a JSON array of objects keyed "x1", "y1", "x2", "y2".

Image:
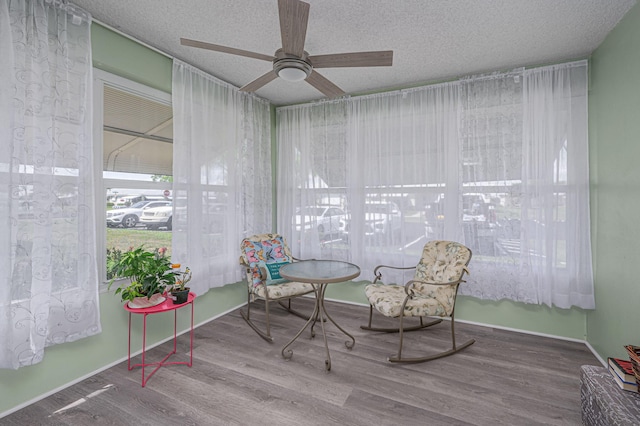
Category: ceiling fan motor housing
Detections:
[{"x1": 273, "y1": 49, "x2": 312, "y2": 81}]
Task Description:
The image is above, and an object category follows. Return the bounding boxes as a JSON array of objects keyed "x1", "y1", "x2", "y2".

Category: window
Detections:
[
  {"x1": 93, "y1": 70, "x2": 174, "y2": 285},
  {"x1": 278, "y1": 62, "x2": 594, "y2": 308}
]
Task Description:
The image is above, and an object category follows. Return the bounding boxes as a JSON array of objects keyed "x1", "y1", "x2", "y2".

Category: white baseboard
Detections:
[
  {"x1": 325, "y1": 296, "x2": 606, "y2": 366},
  {"x1": 0, "y1": 302, "x2": 245, "y2": 420},
  {"x1": 584, "y1": 341, "x2": 607, "y2": 367}
]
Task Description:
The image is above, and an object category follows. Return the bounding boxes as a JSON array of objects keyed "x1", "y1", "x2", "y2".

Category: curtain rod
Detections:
[
  {"x1": 93, "y1": 19, "x2": 173, "y2": 59},
  {"x1": 276, "y1": 59, "x2": 588, "y2": 110}
]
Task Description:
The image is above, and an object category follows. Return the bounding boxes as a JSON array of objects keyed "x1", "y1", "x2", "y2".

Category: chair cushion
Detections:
[
  {"x1": 365, "y1": 283, "x2": 452, "y2": 317},
  {"x1": 241, "y1": 234, "x2": 293, "y2": 287},
  {"x1": 254, "y1": 281, "x2": 315, "y2": 299},
  {"x1": 411, "y1": 240, "x2": 471, "y2": 308}
]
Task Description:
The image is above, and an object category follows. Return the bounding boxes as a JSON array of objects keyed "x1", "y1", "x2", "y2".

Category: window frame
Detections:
[{"x1": 93, "y1": 69, "x2": 173, "y2": 291}]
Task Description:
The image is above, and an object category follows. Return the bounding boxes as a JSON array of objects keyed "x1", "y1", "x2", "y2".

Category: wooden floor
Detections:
[{"x1": 3, "y1": 298, "x2": 600, "y2": 425}]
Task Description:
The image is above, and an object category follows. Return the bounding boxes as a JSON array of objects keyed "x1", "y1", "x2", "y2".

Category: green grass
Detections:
[{"x1": 106, "y1": 228, "x2": 173, "y2": 257}]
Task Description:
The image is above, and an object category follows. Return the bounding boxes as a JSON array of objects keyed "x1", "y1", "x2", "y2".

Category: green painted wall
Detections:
[
  {"x1": 92, "y1": 23, "x2": 172, "y2": 93},
  {"x1": 588, "y1": 2, "x2": 640, "y2": 361}
]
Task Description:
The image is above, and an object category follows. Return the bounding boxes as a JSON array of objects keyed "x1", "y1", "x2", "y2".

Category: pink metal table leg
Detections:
[
  {"x1": 124, "y1": 294, "x2": 196, "y2": 387},
  {"x1": 141, "y1": 313, "x2": 147, "y2": 386},
  {"x1": 127, "y1": 312, "x2": 132, "y2": 371},
  {"x1": 189, "y1": 301, "x2": 194, "y2": 366}
]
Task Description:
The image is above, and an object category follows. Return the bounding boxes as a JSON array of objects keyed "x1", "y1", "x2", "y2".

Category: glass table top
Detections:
[{"x1": 279, "y1": 260, "x2": 360, "y2": 284}]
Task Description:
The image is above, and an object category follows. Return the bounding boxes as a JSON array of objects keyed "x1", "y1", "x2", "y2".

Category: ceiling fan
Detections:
[{"x1": 180, "y1": 0, "x2": 393, "y2": 99}]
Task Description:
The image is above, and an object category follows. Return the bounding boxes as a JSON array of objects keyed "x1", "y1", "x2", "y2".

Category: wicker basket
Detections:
[{"x1": 625, "y1": 345, "x2": 640, "y2": 387}]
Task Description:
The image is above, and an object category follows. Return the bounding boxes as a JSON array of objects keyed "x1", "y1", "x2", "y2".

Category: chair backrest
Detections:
[
  {"x1": 412, "y1": 240, "x2": 472, "y2": 315},
  {"x1": 240, "y1": 233, "x2": 294, "y2": 289}
]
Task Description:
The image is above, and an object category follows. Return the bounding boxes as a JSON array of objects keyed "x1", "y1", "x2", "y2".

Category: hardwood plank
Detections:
[
  {"x1": 2, "y1": 298, "x2": 600, "y2": 425},
  {"x1": 343, "y1": 388, "x2": 475, "y2": 426}
]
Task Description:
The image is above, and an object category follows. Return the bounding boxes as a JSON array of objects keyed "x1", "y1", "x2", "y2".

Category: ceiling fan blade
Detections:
[
  {"x1": 278, "y1": 0, "x2": 310, "y2": 57},
  {"x1": 180, "y1": 38, "x2": 275, "y2": 62},
  {"x1": 306, "y1": 70, "x2": 345, "y2": 99},
  {"x1": 239, "y1": 71, "x2": 278, "y2": 93},
  {"x1": 309, "y1": 50, "x2": 394, "y2": 68}
]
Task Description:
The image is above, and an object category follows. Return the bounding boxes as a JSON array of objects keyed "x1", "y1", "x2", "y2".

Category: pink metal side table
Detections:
[{"x1": 123, "y1": 292, "x2": 196, "y2": 387}]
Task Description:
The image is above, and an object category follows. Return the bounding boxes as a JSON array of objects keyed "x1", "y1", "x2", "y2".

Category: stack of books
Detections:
[{"x1": 608, "y1": 357, "x2": 638, "y2": 392}]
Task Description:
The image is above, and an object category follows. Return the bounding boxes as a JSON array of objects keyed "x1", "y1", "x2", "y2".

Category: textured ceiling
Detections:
[{"x1": 73, "y1": 0, "x2": 636, "y2": 105}]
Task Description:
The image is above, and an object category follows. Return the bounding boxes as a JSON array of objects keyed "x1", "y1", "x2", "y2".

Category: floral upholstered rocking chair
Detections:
[
  {"x1": 361, "y1": 240, "x2": 474, "y2": 363},
  {"x1": 239, "y1": 233, "x2": 314, "y2": 342}
]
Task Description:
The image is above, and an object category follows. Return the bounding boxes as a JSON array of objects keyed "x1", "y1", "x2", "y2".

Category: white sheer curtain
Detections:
[
  {"x1": 456, "y1": 71, "x2": 533, "y2": 302},
  {"x1": 171, "y1": 60, "x2": 272, "y2": 296},
  {"x1": 0, "y1": 0, "x2": 100, "y2": 369},
  {"x1": 456, "y1": 63, "x2": 594, "y2": 309},
  {"x1": 277, "y1": 101, "x2": 349, "y2": 260},
  {"x1": 345, "y1": 86, "x2": 462, "y2": 285},
  {"x1": 276, "y1": 61, "x2": 594, "y2": 309},
  {"x1": 520, "y1": 63, "x2": 593, "y2": 308}
]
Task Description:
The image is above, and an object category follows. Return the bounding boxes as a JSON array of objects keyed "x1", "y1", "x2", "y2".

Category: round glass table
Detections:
[{"x1": 279, "y1": 259, "x2": 360, "y2": 371}]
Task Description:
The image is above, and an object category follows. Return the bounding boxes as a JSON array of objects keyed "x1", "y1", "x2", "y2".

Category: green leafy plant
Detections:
[
  {"x1": 108, "y1": 245, "x2": 177, "y2": 302},
  {"x1": 171, "y1": 266, "x2": 192, "y2": 291},
  {"x1": 106, "y1": 247, "x2": 124, "y2": 281}
]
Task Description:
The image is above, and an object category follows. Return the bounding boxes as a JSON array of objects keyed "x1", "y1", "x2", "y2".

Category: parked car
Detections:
[
  {"x1": 112, "y1": 194, "x2": 170, "y2": 209},
  {"x1": 140, "y1": 205, "x2": 173, "y2": 230},
  {"x1": 106, "y1": 200, "x2": 172, "y2": 228},
  {"x1": 343, "y1": 201, "x2": 402, "y2": 240},
  {"x1": 424, "y1": 193, "x2": 497, "y2": 254},
  {"x1": 293, "y1": 205, "x2": 347, "y2": 237},
  {"x1": 112, "y1": 194, "x2": 148, "y2": 209}
]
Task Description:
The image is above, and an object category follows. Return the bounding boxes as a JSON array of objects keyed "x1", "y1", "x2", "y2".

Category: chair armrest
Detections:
[
  {"x1": 402, "y1": 265, "x2": 470, "y2": 293},
  {"x1": 372, "y1": 264, "x2": 416, "y2": 283},
  {"x1": 403, "y1": 278, "x2": 466, "y2": 295}
]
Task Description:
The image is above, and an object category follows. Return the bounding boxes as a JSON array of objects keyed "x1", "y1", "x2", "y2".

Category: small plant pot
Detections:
[{"x1": 170, "y1": 288, "x2": 190, "y2": 304}]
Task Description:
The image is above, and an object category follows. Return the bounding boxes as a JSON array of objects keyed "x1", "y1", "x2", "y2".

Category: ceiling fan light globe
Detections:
[
  {"x1": 274, "y1": 57, "x2": 312, "y2": 82},
  {"x1": 278, "y1": 67, "x2": 308, "y2": 82}
]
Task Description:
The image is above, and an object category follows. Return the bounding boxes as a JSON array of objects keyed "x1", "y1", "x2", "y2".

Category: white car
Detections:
[
  {"x1": 112, "y1": 194, "x2": 147, "y2": 209},
  {"x1": 342, "y1": 201, "x2": 402, "y2": 240},
  {"x1": 140, "y1": 205, "x2": 173, "y2": 230},
  {"x1": 294, "y1": 206, "x2": 347, "y2": 236},
  {"x1": 106, "y1": 200, "x2": 171, "y2": 228}
]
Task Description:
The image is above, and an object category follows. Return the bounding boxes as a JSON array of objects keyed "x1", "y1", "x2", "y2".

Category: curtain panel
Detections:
[
  {"x1": 276, "y1": 101, "x2": 349, "y2": 261},
  {"x1": 276, "y1": 61, "x2": 594, "y2": 309},
  {"x1": 0, "y1": 0, "x2": 100, "y2": 369},
  {"x1": 171, "y1": 60, "x2": 272, "y2": 295},
  {"x1": 520, "y1": 64, "x2": 593, "y2": 308}
]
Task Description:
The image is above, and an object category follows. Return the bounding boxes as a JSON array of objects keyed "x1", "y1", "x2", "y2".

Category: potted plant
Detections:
[
  {"x1": 169, "y1": 265, "x2": 192, "y2": 304},
  {"x1": 108, "y1": 246, "x2": 178, "y2": 308}
]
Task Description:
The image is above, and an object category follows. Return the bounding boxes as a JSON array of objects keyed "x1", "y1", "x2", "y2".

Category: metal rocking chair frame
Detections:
[
  {"x1": 239, "y1": 234, "x2": 315, "y2": 342},
  {"x1": 361, "y1": 241, "x2": 475, "y2": 363}
]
